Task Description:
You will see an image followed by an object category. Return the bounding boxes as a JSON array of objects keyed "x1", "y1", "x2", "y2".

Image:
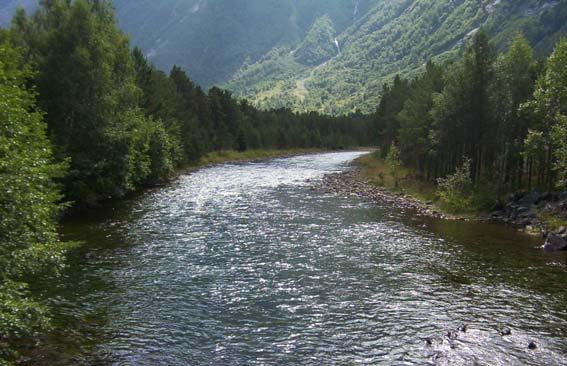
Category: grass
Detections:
[
  {"x1": 193, "y1": 148, "x2": 324, "y2": 168},
  {"x1": 537, "y1": 211, "x2": 567, "y2": 231},
  {"x1": 355, "y1": 152, "x2": 437, "y2": 202},
  {"x1": 354, "y1": 152, "x2": 491, "y2": 216}
]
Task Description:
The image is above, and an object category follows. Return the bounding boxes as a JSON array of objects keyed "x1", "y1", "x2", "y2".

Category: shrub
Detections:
[
  {"x1": 386, "y1": 143, "x2": 402, "y2": 188},
  {"x1": 437, "y1": 158, "x2": 474, "y2": 212}
]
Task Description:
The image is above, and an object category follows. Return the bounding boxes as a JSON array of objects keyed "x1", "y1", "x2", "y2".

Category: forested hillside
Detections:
[
  {"x1": 227, "y1": 0, "x2": 567, "y2": 115},
  {"x1": 3, "y1": 0, "x2": 564, "y2": 113}
]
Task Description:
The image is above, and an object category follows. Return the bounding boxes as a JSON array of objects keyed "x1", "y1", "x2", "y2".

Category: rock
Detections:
[
  {"x1": 446, "y1": 330, "x2": 458, "y2": 339},
  {"x1": 519, "y1": 191, "x2": 540, "y2": 205},
  {"x1": 528, "y1": 341, "x2": 537, "y2": 350},
  {"x1": 500, "y1": 327, "x2": 512, "y2": 336},
  {"x1": 458, "y1": 324, "x2": 468, "y2": 332},
  {"x1": 491, "y1": 210, "x2": 506, "y2": 218},
  {"x1": 543, "y1": 233, "x2": 567, "y2": 252},
  {"x1": 540, "y1": 192, "x2": 553, "y2": 202},
  {"x1": 557, "y1": 226, "x2": 567, "y2": 235}
]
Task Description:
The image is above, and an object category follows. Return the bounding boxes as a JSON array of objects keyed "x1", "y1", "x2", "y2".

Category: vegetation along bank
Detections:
[
  {"x1": 319, "y1": 32, "x2": 567, "y2": 252},
  {"x1": 1, "y1": 0, "x2": 567, "y2": 363}
]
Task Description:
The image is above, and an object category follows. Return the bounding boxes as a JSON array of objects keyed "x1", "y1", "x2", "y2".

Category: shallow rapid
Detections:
[{"x1": 39, "y1": 152, "x2": 567, "y2": 365}]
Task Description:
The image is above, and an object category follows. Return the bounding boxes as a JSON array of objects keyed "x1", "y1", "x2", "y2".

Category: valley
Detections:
[{"x1": 1, "y1": 1, "x2": 567, "y2": 364}]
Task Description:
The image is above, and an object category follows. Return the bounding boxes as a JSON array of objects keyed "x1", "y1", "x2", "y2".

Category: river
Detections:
[{"x1": 34, "y1": 152, "x2": 567, "y2": 365}]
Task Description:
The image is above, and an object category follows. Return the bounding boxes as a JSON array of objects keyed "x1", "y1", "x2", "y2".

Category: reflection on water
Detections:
[{"x1": 33, "y1": 152, "x2": 567, "y2": 365}]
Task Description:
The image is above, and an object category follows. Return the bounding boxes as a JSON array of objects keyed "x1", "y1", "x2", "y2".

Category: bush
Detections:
[
  {"x1": 386, "y1": 143, "x2": 402, "y2": 188},
  {"x1": 437, "y1": 158, "x2": 474, "y2": 212}
]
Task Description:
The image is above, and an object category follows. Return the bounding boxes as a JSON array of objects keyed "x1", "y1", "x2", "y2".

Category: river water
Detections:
[{"x1": 36, "y1": 152, "x2": 567, "y2": 365}]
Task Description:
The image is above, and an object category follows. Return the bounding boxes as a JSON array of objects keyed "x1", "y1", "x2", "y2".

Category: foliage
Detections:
[
  {"x1": 227, "y1": 0, "x2": 567, "y2": 115},
  {"x1": 552, "y1": 115, "x2": 567, "y2": 188},
  {"x1": 437, "y1": 158, "x2": 474, "y2": 212},
  {"x1": 0, "y1": 41, "x2": 72, "y2": 363},
  {"x1": 294, "y1": 15, "x2": 338, "y2": 66},
  {"x1": 530, "y1": 38, "x2": 567, "y2": 188},
  {"x1": 370, "y1": 32, "x2": 567, "y2": 205},
  {"x1": 386, "y1": 143, "x2": 401, "y2": 188}
]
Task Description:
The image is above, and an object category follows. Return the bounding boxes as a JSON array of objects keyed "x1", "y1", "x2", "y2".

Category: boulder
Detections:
[
  {"x1": 543, "y1": 233, "x2": 567, "y2": 252},
  {"x1": 500, "y1": 327, "x2": 512, "y2": 336}
]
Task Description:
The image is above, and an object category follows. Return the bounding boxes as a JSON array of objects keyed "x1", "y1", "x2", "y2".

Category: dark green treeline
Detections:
[{"x1": 372, "y1": 31, "x2": 567, "y2": 195}]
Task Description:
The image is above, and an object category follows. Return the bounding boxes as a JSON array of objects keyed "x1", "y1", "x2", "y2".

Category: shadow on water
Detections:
[{"x1": 24, "y1": 152, "x2": 567, "y2": 365}]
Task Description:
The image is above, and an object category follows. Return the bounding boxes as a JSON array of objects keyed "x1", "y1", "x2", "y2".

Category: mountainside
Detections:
[
  {"x1": 1, "y1": 0, "x2": 566, "y2": 114},
  {"x1": 226, "y1": 0, "x2": 567, "y2": 115},
  {"x1": 0, "y1": 0, "x2": 368, "y2": 86}
]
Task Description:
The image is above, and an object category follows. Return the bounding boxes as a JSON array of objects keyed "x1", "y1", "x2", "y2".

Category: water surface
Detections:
[{"x1": 37, "y1": 152, "x2": 567, "y2": 365}]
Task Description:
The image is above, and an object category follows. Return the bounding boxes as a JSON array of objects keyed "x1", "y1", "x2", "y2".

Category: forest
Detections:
[
  {"x1": 371, "y1": 31, "x2": 567, "y2": 211},
  {"x1": 1, "y1": 0, "x2": 567, "y2": 363},
  {"x1": 0, "y1": 0, "x2": 370, "y2": 361}
]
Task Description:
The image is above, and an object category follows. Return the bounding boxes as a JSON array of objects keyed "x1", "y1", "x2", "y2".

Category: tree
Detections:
[
  {"x1": 491, "y1": 34, "x2": 536, "y2": 189},
  {"x1": 13, "y1": 0, "x2": 143, "y2": 204},
  {"x1": 0, "y1": 42, "x2": 72, "y2": 362},
  {"x1": 552, "y1": 116, "x2": 567, "y2": 188},
  {"x1": 522, "y1": 130, "x2": 547, "y2": 190},
  {"x1": 463, "y1": 30, "x2": 494, "y2": 183},
  {"x1": 386, "y1": 143, "x2": 402, "y2": 188},
  {"x1": 437, "y1": 158, "x2": 473, "y2": 213},
  {"x1": 397, "y1": 61, "x2": 444, "y2": 178},
  {"x1": 528, "y1": 38, "x2": 567, "y2": 188}
]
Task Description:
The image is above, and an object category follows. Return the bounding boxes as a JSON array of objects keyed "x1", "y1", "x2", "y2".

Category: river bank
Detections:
[
  {"x1": 64, "y1": 148, "x2": 332, "y2": 216},
  {"x1": 191, "y1": 148, "x2": 326, "y2": 169},
  {"x1": 316, "y1": 153, "x2": 567, "y2": 251}
]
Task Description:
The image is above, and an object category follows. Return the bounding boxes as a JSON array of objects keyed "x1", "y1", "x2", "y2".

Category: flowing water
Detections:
[{"x1": 34, "y1": 152, "x2": 567, "y2": 365}]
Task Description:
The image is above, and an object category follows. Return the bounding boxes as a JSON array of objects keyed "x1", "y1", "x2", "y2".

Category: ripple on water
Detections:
[{"x1": 44, "y1": 152, "x2": 567, "y2": 365}]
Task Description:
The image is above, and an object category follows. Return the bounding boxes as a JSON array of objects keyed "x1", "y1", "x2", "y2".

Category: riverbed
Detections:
[{"x1": 33, "y1": 152, "x2": 567, "y2": 365}]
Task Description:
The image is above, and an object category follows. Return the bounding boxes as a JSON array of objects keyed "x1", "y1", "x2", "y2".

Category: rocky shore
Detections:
[
  {"x1": 313, "y1": 170, "x2": 448, "y2": 219},
  {"x1": 315, "y1": 169, "x2": 567, "y2": 252},
  {"x1": 490, "y1": 191, "x2": 567, "y2": 251}
]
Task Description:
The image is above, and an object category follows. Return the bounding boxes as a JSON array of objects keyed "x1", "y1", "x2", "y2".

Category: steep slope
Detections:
[
  {"x1": 294, "y1": 15, "x2": 338, "y2": 67},
  {"x1": 0, "y1": 0, "x2": 367, "y2": 87},
  {"x1": 112, "y1": 0, "x2": 360, "y2": 87},
  {"x1": 226, "y1": 0, "x2": 567, "y2": 115},
  {"x1": 2, "y1": 0, "x2": 565, "y2": 111}
]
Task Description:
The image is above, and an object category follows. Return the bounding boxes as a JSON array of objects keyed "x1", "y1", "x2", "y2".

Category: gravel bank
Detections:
[{"x1": 313, "y1": 170, "x2": 449, "y2": 220}]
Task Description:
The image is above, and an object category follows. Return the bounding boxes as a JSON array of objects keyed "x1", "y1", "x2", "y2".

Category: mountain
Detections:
[
  {"x1": 0, "y1": 0, "x2": 366, "y2": 87},
  {"x1": 1, "y1": 0, "x2": 566, "y2": 114},
  {"x1": 226, "y1": 0, "x2": 567, "y2": 115}
]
